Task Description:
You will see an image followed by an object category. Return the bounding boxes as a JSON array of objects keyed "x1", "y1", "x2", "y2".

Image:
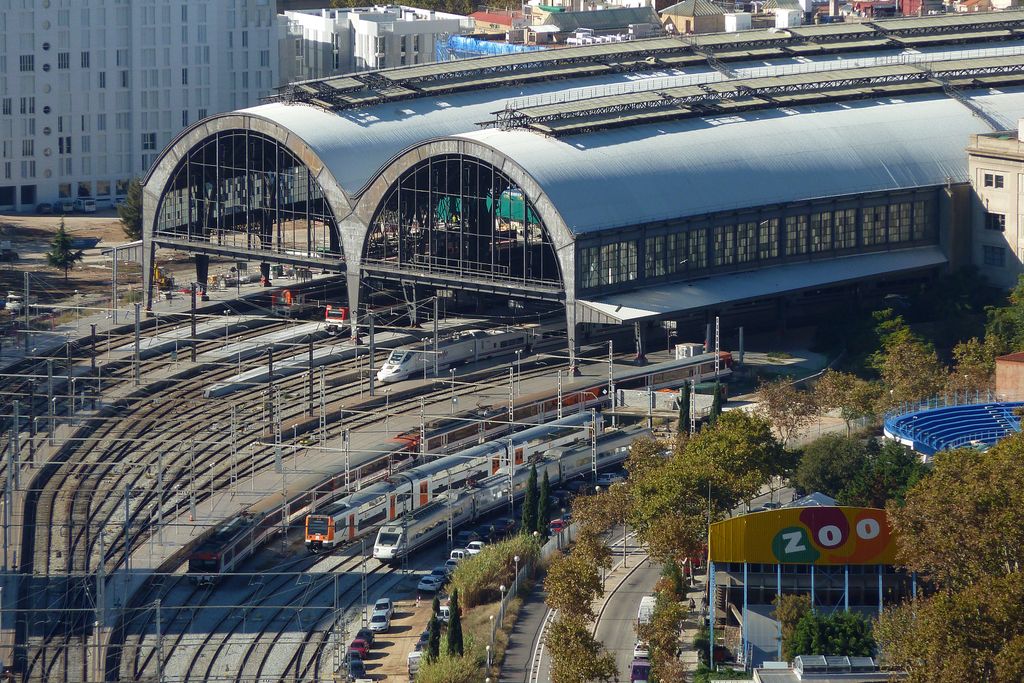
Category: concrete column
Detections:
[
  {"x1": 195, "y1": 254, "x2": 210, "y2": 300},
  {"x1": 260, "y1": 262, "x2": 271, "y2": 287},
  {"x1": 566, "y1": 300, "x2": 580, "y2": 376},
  {"x1": 347, "y1": 270, "x2": 362, "y2": 343}
]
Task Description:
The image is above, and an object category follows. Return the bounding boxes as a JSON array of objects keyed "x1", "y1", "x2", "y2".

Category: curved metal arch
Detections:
[
  {"x1": 141, "y1": 113, "x2": 356, "y2": 308},
  {"x1": 352, "y1": 137, "x2": 577, "y2": 292}
]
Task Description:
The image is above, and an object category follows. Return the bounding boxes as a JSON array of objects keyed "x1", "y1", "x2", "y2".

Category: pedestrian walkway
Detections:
[
  {"x1": 499, "y1": 587, "x2": 549, "y2": 683},
  {"x1": 679, "y1": 569, "x2": 709, "y2": 677}
]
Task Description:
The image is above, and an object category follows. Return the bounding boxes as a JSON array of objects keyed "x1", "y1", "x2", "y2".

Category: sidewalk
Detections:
[
  {"x1": 499, "y1": 586, "x2": 549, "y2": 683},
  {"x1": 679, "y1": 570, "x2": 709, "y2": 676}
]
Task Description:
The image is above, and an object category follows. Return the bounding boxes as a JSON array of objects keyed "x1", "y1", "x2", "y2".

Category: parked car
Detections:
[
  {"x1": 73, "y1": 197, "x2": 97, "y2": 213},
  {"x1": 596, "y1": 471, "x2": 626, "y2": 487},
  {"x1": 444, "y1": 558, "x2": 460, "y2": 574},
  {"x1": 438, "y1": 604, "x2": 451, "y2": 624},
  {"x1": 348, "y1": 638, "x2": 370, "y2": 659},
  {"x1": 52, "y1": 199, "x2": 73, "y2": 213},
  {"x1": 633, "y1": 640, "x2": 649, "y2": 659},
  {"x1": 348, "y1": 656, "x2": 367, "y2": 680},
  {"x1": 549, "y1": 519, "x2": 566, "y2": 534},
  {"x1": 372, "y1": 597, "x2": 394, "y2": 620},
  {"x1": 414, "y1": 628, "x2": 430, "y2": 651},
  {"x1": 369, "y1": 612, "x2": 391, "y2": 633},
  {"x1": 417, "y1": 574, "x2": 446, "y2": 593},
  {"x1": 453, "y1": 530, "x2": 479, "y2": 548},
  {"x1": 35, "y1": 203, "x2": 52, "y2": 214},
  {"x1": 493, "y1": 517, "x2": 517, "y2": 537},
  {"x1": 474, "y1": 523, "x2": 496, "y2": 542},
  {"x1": 449, "y1": 549, "x2": 468, "y2": 562},
  {"x1": 466, "y1": 540, "x2": 486, "y2": 555},
  {"x1": 355, "y1": 627, "x2": 375, "y2": 647}
]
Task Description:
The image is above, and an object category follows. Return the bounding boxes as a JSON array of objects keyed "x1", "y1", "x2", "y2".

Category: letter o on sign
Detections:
[
  {"x1": 817, "y1": 524, "x2": 843, "y2": 547},
  {"x1": 856, "y1": 518, "x2": 880, "y2": 540}
]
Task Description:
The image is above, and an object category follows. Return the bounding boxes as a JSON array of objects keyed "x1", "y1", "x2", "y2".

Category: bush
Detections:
[
  {"x1": 448, "y1": 534, "x2": 541, "y2": 608},
  {"x1": 416, "y1": 632, "x2": 482, "y2": 683}
]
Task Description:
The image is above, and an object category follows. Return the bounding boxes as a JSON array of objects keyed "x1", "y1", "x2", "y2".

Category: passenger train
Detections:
[
  {"x1": 375, "y1": 328, "x2": 531, "y2": 383},
  {"x1": 372, "y1": 426, "x2": 649, "y2": 562},
  {"x1": 304, "y1": 412, "x2": 599, "y2": 551}
]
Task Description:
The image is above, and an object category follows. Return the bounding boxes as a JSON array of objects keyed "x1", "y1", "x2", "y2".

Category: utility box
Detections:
[
  {"x1": 675, "y1": 342, "x2": 705, "y2": 359},
  {"x1": 724, "y1": 12, "x2": 751, "y2": 32},
  {"x1": 775, "y1": 8, "x2": 803, "y2": 27}
]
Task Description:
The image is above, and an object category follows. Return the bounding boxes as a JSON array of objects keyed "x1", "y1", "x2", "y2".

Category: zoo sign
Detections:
[{"x1": 708, "y1": 507, "x2": 896, "y2": 565}]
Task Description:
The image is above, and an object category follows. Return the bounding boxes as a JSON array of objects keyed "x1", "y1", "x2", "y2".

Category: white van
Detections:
[
  {"x1": 74, "y1": 197, "x2": 97, "y2": 213},
  {"x1": 408, "y1": 650, "x2": 422, "y2": 678},
  {"x1": 438, "y1": 604, "x2": 451, "y2": 624},
  {"x1": 637, "y1": 595, "x2": 657, "y2": 626}
]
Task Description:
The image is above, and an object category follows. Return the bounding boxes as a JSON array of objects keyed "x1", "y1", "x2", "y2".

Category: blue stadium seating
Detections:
[{"x1": 883, "y1": 401, "x2": 1024, "y2": 457}]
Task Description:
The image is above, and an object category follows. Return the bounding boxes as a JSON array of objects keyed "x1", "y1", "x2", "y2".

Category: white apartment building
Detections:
[
  {"x1": 281, "y1": 6, "x2": 473, "y2": 82},
  {"x1": 0, "y1": 0, "x2": 280, "y2": 211}
]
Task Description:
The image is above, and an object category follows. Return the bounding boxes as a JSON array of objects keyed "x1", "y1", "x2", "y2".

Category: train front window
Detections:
[
  {"x1": 188, "y1": 558, "x2": 219, "y2": 572},
  {"x1": 308, "y1": 517, "x2": 329, "y2": 535},
  {"x1": 378, "y1": 532, "x2": 401, "y2": 546},
  {"x1": 387, "y1": 351, "x2": 408, "y2": 365}
]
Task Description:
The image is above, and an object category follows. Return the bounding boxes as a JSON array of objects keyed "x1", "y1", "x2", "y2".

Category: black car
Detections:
[
  {"x1": 473, "y1": 523, "x2": 496, "y2": 543},
  {"x1": 453, "y1": 530, "x2": 480, "y2": 548},
  {"x1": 348, "y1": 657, "x2": 366, "y2": 680},
  {"x1": 493, "y1": 517, "x2": 517, "y2": 538},
  {"x1": 415, "y1": 628, "x2": 430, "y2": 651},
  {"x1": 355, "y1": 627, "x2": 375, "y2": 647},
  {"x1": 35, "y1": 203, "x2": 52, "y2": 215}
]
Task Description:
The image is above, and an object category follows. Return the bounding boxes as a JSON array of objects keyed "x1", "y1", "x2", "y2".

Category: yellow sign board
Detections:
[{"x1": 709, "y1": 506, "x2": 897, "y2": 565}]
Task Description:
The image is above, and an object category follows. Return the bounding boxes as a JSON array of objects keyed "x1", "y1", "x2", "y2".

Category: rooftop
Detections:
[{"x1": 660, "y1": 0, "x2": 727, "y2": 17}]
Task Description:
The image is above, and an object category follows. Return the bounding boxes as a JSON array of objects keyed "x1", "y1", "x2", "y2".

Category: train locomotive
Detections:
[
  {"x1": 304, "y1": 412, "x2": 599, "y2": 552},
  {"x1": 375, "y1": 328, "x2": 530, "y2": 383}
]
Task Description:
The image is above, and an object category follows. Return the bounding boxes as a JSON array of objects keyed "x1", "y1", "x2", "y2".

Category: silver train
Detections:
[
  {"x1": 303, "y1": 412, "x2": 602, "y2": 552},
  {"x1": 372, "y1": 426, "x2": 648, "y2": 562}
]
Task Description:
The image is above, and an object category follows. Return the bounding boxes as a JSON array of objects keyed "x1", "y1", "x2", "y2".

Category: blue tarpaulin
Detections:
[{"x1": 437, "y1": 35, "x2": 547, "y2": 61}]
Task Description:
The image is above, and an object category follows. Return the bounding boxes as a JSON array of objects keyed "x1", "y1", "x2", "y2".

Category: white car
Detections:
[
  {"x1": 417, "y1": 574, "x2": 446, "y2": 593},
  {"x1": 450, "y1": 549, "x2": 468, "y2": 562},
  {"x1": 596, "y1": 471, "x2": 626, "y2": 487},
  {"x1": 372, "y1": 597, "x2": 394, "y2": 620},
  {"x1": 444, "y1": 558, "x2": 459, "y2": 574},
  {"x1": 369, "y1": 612, "x2": 391, "y2": 633},
  {"x1": 466, "y1": 541, "x2": 486, "y2": 555},
  {"x1": 633, "y1": 640, "x2": 650, "y2": 659}
]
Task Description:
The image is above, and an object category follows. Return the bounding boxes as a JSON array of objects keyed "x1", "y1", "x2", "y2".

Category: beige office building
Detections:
[{"x1": 968, "y1": 124, "x2": 1024, "y2": 289}]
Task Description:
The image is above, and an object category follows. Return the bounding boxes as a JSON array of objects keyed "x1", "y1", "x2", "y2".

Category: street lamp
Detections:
[
  {"x1": 489, "y1": 614, "x2": 495, "y2": 647},
  {"x1": 515, "y1": 349, "x2": 522, "y2": 396},
  {"x1": 486, "y1": 644, "x2": 492, "y2": 668},
  {"x1": 450, "y1": 368, "x2": 457, "y2": 415},
  {"x1": 499, "y1": 584, "x2": 506, "y2": 624},
  {"x1": 514, "y1": 555, "x2": 520, "y2": 594}
]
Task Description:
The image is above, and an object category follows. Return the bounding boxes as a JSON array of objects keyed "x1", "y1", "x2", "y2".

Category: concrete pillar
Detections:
[
  {"x1": 566, "y1": 300, "x2": 580, "y2": 376},
  {"x1": 260, "y1": 262, "x2": 271, "y2": 287},
  {"x1": 195, "y1": 254, "x2": 210, "y2": 300},
  {"x1": 633, "y1": 321, "x2": 646, "y2": 365},
  {"x1": 347, "y1": 270, "x2": 362, "y2": 344}
]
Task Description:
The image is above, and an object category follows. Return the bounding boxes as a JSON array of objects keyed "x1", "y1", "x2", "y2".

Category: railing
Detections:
[{"x1": 884, "y1": 388, "x2": 1005, "y2": 421}]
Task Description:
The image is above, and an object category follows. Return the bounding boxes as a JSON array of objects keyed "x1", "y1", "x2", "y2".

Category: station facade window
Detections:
[{"x1": 576, "y1": 190, "x2": 938, "y2": 294}]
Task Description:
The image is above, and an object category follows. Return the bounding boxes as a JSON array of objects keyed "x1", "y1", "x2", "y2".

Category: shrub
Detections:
[{"x1": 448, "y1": 534, "x2": 541, "y2": 608}]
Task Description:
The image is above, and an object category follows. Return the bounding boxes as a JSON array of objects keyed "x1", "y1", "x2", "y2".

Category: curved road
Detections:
[{"x1": 595, "y1": 559, "x2": 661, "y2": 681}]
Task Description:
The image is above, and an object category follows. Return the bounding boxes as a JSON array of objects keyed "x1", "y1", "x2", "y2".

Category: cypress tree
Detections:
[
  {"x1": 446, "y1": 589, "x2": 464, "y2": 657},
  {"x1": 521, "y1": 464, "x2": 538, "y2": 534},
  {"x1": 537, "y1": 470, "x2": 552, "y2": 538},
  {"x1": 678, "y1": 383, "x2": 691, "y2": 434},
  {"x1": 709, "y1": 382, "x2": 723, "y2": 426},
  {"x1": 431, "y1": 594, "x2": 440, "y2": 617},
  {"x1": 426, "y1": 615, "x2": 440, "y2": 661}
]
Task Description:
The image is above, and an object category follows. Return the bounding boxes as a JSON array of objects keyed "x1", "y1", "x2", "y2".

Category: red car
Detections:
[
  {"x1": 549, "y1": 519, "x2": 566, "y2": 534},
  {"x1": 349, "y1": 637, "x2": 370, "y2": 659}
]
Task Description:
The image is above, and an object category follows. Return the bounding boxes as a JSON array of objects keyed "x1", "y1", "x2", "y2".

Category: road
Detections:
[{"x1": 594, "y1": 559, "x2": 662, "y2": 681}]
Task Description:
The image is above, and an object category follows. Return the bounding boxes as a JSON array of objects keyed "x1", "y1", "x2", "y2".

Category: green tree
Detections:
[
  {"x1": 426, "y1": 614, "x2": 440, "y2": 661},
  {"x1": 876, "y1": 573, "x2": 1024, "y2": 683},
  {"x1": 638, "y1": 590, "x2": 687, "y2": 680},
  {"x1": 117, "y1": 178, "x2": 144, "y2": 240},
  {"x1": 869, "y1": 310, "x2": 946, "y2": 407},
  {"x1": 521, "y1": 464, "x2": 538, "y2": 535},
  {"x1": 446, "y1": 588, "x2": 463, "y2": 657},
  {"x1": 661, "y1": 560, "x2": 685, "y2": 601},
  {"x1": 793, "y1": 434, "x2": 867, "y2": 498},
  {"x1": 985, "y1": 274, "x2": 1024, "y2": 353},
  {"x1": 624, "y1": 436, "x2": 668, "y2": 480},
  {"x1": 544, "y1": 552, "x2": 603, "y2": 621},
  {"x1": 838, "y1": 440, "x2": 927, "y2": 508},
  {"x1": 431, "y1": 594, "x2": 440, "y2": 617},
  {"x1": 814, "y1": 370, "x2": 881, "y2": 433},
  {"x1": 537, "y1": 470, "x2": 551, "y2": 539},
  {"x1": 46, "y1": 217, "x2": 85, "y2": 281},
  {"x1": 785, "y1": 610, "x2": 875, "y2": 660},
  {"x1": 891, "y1": 433, "x2": 1024, "y2": 588},
  {"x1": 708, "y1": 382, "x2": 723, "y2": 426},
  {"x1": 546, "y1": 614, "x2": 618, "y2": 683},
  {"x1": 754, "y1": 377, "x2": 818, "y2": 446},
  {"x1": 772, "y1": 594, "x2": 812, "y2": 660},
  {"x1": 678, "y1": 383, "x2": 691, "y2": 434},
  {"x1": 946, "y1": 336, "x2": 999, "y2": 394}
]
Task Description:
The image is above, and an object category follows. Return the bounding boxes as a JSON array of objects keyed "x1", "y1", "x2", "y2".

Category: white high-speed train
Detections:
[
  {"x1": 304, "y1": 412, "x2": 599, "y2": 551},
  {"x1": 375, "y1": 328, "x2": 530, "y2": 383}
]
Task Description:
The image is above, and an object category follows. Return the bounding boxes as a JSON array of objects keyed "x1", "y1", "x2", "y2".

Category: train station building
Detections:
[{"x1": 142, "y1": 11, "x2": 1024, "y2": 364}]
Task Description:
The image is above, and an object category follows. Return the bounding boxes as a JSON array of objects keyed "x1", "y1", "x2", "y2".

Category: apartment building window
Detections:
[
  {"x1": 97, "y1": 114, "x2": 106, "y2": 131},
  {"x1": 81, "y1": 52, "x2": 90, "y2": 68},
  {"x1": 81, "y1": 136, "x2": 91, "y2": 153},
  {"x1": 21, "y1": 140, "x2": 33, "y2": 157},
  {"x1": 116, "y1": 49, "x2": 128, "y2": 67},
  {"x1": 120, "y1": 71, "x2": 129, "y2": 88},
  {"x1": 20, "y1": 161, "x2": 35, "y2": 178},
  {"x1": 182, "y1": 110, "x2": 189, "y2": 127},
  {"x1": 260, "y1": 49, "x2": 270, "y2": 67},
  {"x1": 984, "y1": 245, "x2": 1006, "y2": 267},
  {"x1": 1, "y1": 99, "x2": 9, "y2": 116},
  {"x1": 142, "y1": 133, "x2": 156, "y2": 151},
  {"x1": 19, "y1": 55, "x2": 33, "y2": 72},
  {"x1": 985, "y1": 212, "x2": 1007, "y2": 232},
  {"x1": 99, "y1": 72, "x2": 106, "y2": 88},
  {"x1": 414, "y1": 35, "x2": 421, "y2": 52},
  {"x1": 58, "y1": 137, "x2": 71, "y2": 154},
  {"x1": 58, "y1": 52, "x2": 70, "y2": 70},
  {"x1": 242, "y1": 31, "x2": 248, "y2": 48},
  {"x1": 181, "y1": 68, "x2": 188, "y2": 85},
  {"x1": 198, "y1": 108, "x2": 207, "y2": 119},
  {"x1": 984, "y1": 172, "x2": 1005, "y2": 189}
]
